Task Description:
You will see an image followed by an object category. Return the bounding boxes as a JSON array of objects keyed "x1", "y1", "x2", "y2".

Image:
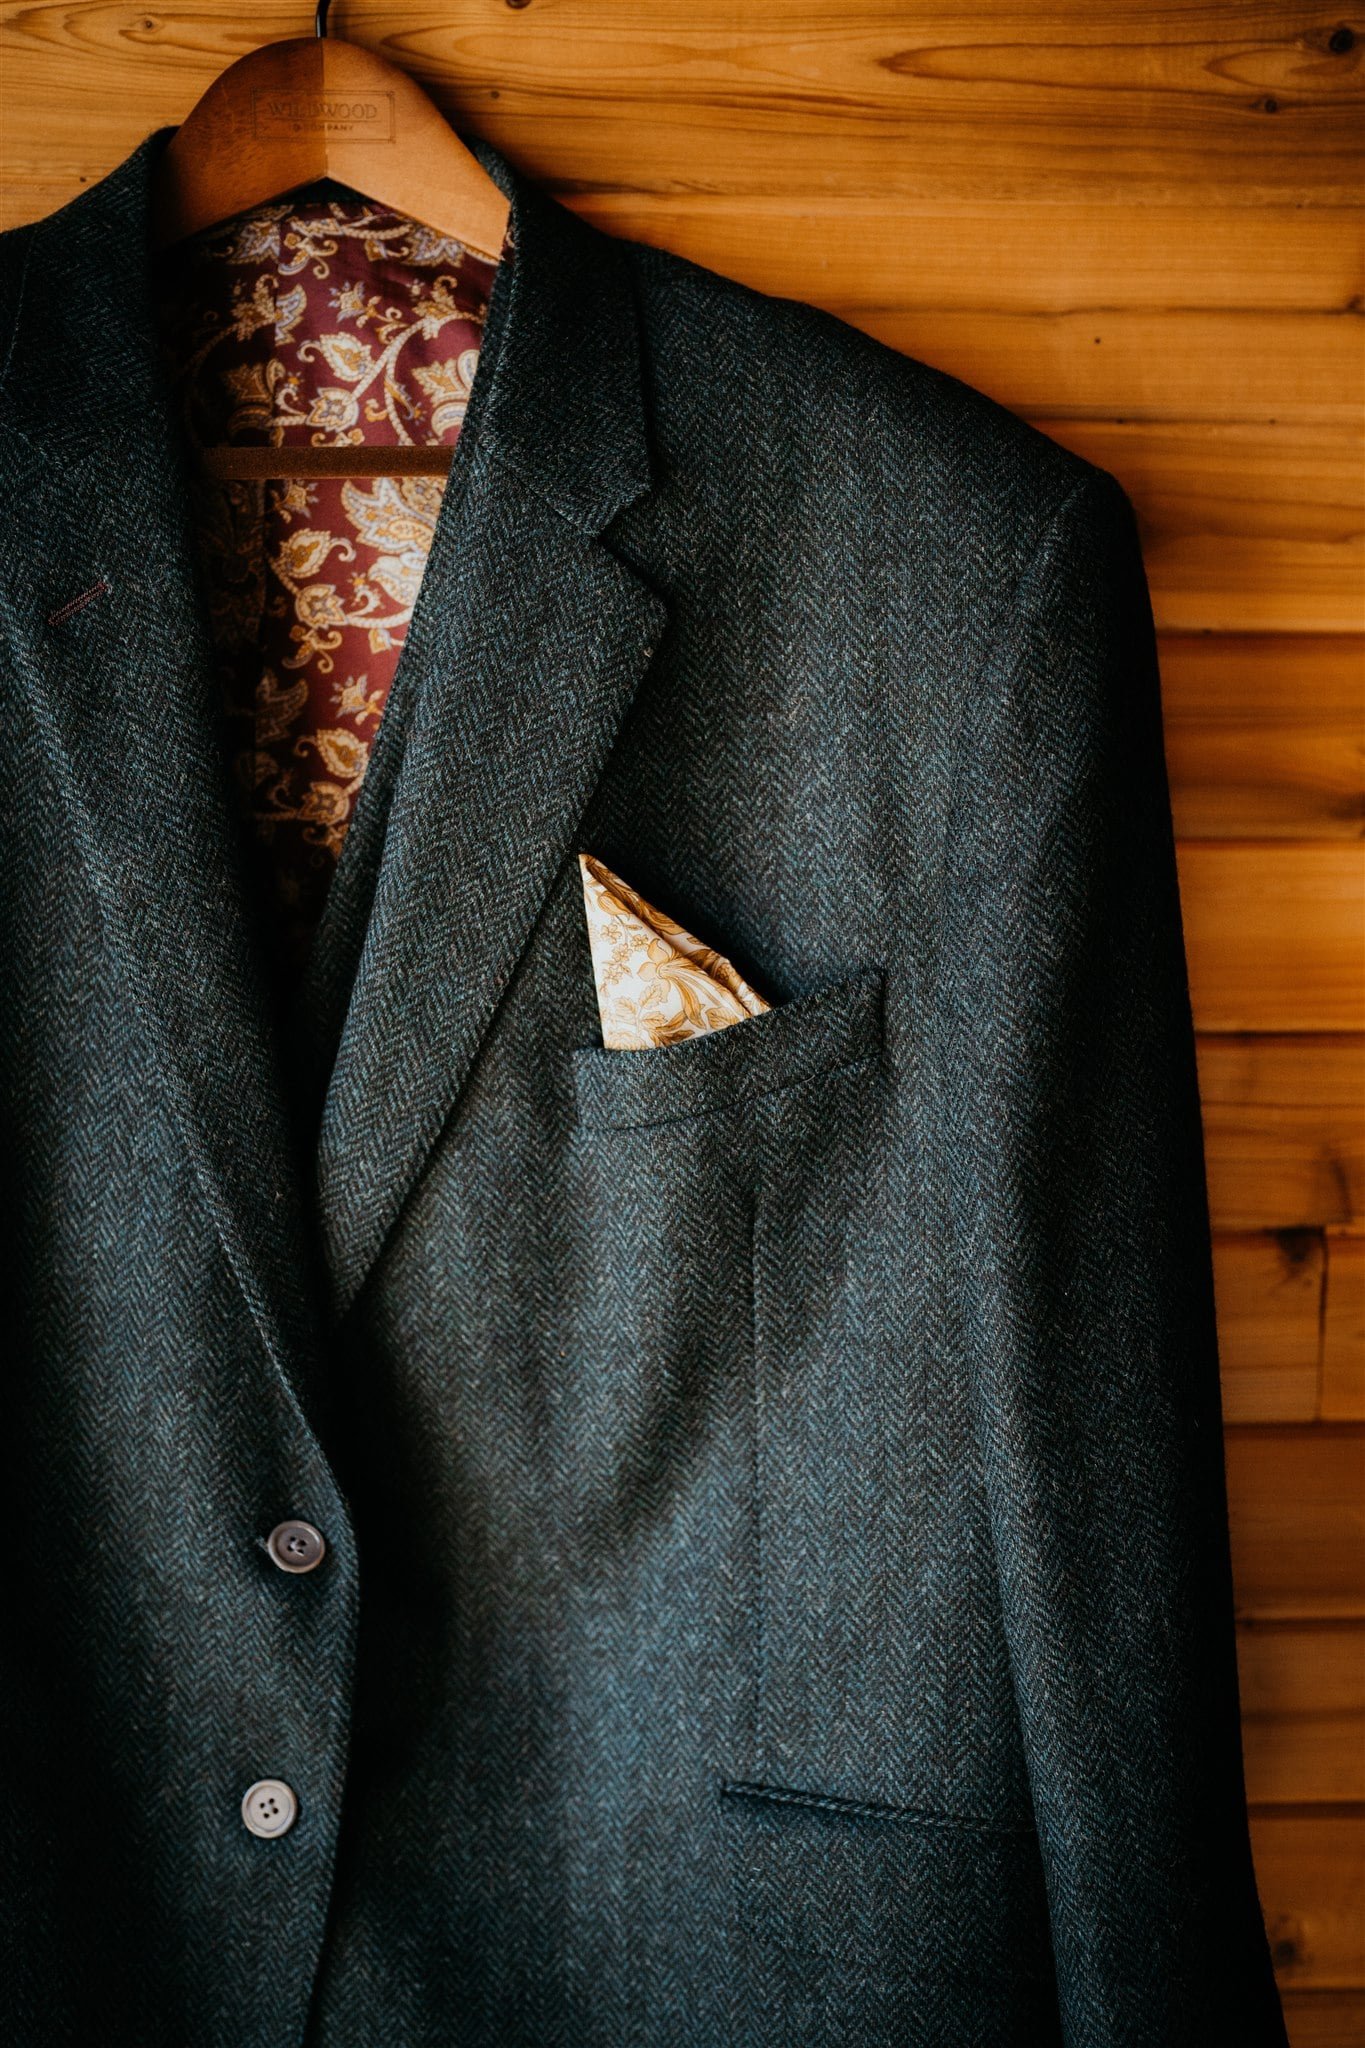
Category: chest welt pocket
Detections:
[{"x1": 569, "y1": 965, "x2": 885, "y2": 1131}]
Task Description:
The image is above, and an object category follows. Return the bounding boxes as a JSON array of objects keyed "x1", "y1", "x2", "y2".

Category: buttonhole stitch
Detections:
[{"x1": 46, "y1": 578, "x2": 110, "y2": 627}]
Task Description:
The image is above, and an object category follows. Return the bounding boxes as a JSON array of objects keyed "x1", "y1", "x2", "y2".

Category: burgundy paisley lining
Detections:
[{"x1": 152, "y1": 184, "x2": 504, "y2": 992}]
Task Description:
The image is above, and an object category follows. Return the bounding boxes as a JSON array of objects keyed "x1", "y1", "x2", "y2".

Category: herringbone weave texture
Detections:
[{"x1": 0, "y1": 125, "x2": 1285, "y2": 2046}]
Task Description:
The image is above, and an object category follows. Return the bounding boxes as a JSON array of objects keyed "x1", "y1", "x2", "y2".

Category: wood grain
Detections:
[
  {"x1": 2, "y1": 2, "x2": 1362, "y2": 206},
  {"x1": 571, "y1": 199, "x2": 1365, "y2": 317},
  {"x1": 1282, "y1": 1991, "x2": 1365, "y2": 2048},
  {"x1": 1252, "y1": 1811, "x2": 1365, "y2": 1988},
  {"x1": 1215, "y1": 1231, "x2": 1324, "y2": 1424},
  {"x1": 1239, "y1": 1622, "x2": 1365, "y2": 1803},
  {"x1": 1323, "y1": 1234, "x2": 1365, "y2": 1421},
  {"x1": 1198, "y1": 1036, "x2": 1364, "y2": 1232},
  {"x1": 1162, "y1": 636, "x2": 1365, "y2": 842},
  {"x1": 845, "y1": 308, "x2": 1363, "y2": 426},
  {"x1": 1178, "y1": 847, "x2": 1365, "y2": 1034},
  {"x1": 1228, "y1": 1428, "x2": 1365, "y2": 1618}
]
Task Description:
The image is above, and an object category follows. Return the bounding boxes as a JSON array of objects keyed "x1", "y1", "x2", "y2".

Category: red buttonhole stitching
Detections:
[{"x1": 46, "y1": 578, "x2": 110, "y2": 627}]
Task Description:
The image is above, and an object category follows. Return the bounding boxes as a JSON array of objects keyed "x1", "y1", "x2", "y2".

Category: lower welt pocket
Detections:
[
  {"x1": 570, "y1": 965, "x2": 885, "y2": 1132},
  {"x1": 718, "y1": 1779, "x2": 1032, "y2": 1836},
  {"x1": 719, "y1": 1772, "x2": 1059, "y2": 2039}
]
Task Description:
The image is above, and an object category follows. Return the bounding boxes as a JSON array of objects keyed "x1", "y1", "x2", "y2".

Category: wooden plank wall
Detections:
[{"x1": 3, "y1": 1, "x2": 1363, "y2": 2030}]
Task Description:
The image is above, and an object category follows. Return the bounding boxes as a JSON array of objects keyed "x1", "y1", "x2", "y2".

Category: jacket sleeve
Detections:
[{"x1": 935, "y1": 465, "x2": 1287, "y2": 2044}]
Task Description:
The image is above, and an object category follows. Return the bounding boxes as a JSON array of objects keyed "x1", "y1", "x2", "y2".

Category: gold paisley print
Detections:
[{"x1": 579, "y1": 853, "x2": 770, "y2": 1050}]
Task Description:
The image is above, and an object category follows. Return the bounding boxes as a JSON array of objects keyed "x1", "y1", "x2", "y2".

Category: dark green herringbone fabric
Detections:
[{"x1": 0, "y1": 127, "x2": 1284, "y2": 2046}]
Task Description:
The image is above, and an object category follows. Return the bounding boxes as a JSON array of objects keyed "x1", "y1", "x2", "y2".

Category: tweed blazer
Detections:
[{"x1": 0, "y1": 126, "x2": 1285, "y2": 2048}]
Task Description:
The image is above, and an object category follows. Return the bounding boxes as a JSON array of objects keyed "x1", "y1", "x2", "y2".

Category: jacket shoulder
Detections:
[
  {"x1": 622, "y1": 232, "x2": 1120, "y2": 552},
  {"x1": 0, "y1": 218, "x2": 36, "y2": 399}
]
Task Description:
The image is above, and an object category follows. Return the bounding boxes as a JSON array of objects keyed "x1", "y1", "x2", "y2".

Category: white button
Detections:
[{"x1": 241, "y1": 1778, "x2": 298, "y2": 1839}]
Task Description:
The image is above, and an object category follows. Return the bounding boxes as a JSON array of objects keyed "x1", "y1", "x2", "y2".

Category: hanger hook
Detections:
[{"x1": 315, "y1": 0, "x2": 331, "y2": 36}]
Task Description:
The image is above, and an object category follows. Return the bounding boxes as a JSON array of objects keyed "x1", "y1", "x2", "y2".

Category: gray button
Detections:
[
  {"x1": 266, "y1": 1519, "x2": 326, "y2": 1575},
  {"x1": 241, "y1": 1779, "x2": 298, "y2": 1839}
]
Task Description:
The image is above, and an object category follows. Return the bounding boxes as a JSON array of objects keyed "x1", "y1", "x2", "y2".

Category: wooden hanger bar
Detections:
[{"x1": 195, "y1": 445, "x2": 455, "y2": 480}]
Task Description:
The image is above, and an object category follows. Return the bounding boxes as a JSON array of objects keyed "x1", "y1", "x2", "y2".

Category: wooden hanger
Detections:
[{"x1": 151, "y1": 0, "x2": 511, "y2": 479}]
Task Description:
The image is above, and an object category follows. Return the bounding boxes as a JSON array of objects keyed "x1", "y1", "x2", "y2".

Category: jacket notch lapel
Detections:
[
  {"x1": 313, "y1": 144, "x2": 669, "y2": 1317},
  {"x1": 3, "y1": 125, "x2": 669, "y2": 1336}
]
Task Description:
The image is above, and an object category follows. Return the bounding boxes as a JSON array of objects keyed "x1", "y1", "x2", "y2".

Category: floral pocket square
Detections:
[{"x1": 578, "y1": 853, "x2": 769, "y2": 1050}]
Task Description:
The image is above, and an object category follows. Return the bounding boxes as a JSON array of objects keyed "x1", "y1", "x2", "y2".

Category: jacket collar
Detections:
[
  {"x1": 2, "y1": 126, "x2": 666, "y2": 1363},
  {"x1": 0, "y1": 124, "x2": 652, "y2": 530}
]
